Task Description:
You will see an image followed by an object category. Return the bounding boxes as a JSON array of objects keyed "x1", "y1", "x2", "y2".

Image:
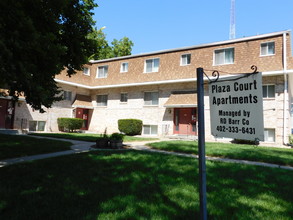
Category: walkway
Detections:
[{"x1": 1, "y1": 136, "x2": 293, "y2": 171}]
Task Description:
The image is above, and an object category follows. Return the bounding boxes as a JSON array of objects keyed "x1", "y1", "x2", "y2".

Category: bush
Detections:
[
  {"x1": 289, "y1": 135, "x2": 293, "y2": 145},
  {"x1": 57, "y1": 118, "x2": 84, "y2": 132},
  {"x1": 110, "y1": 132, "x2": 125, "y2": 141},
  {"x1": 118, "y1": 119, "x2": 142, "y2": 136},
  {"x1": 231, "y1": 139, "x2": 259, "y2": 145}
]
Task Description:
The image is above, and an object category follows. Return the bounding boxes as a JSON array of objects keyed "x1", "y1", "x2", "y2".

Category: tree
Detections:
[
  {"x1": 88, "y1": 28, "x2": 113, "y2": 60},
  {"x1": 0, "y1": 0, "x2": 98, "y2": 112},
  {"x1": 88, "y1": 28, "x2": 134, "y2": 60},
  {"x1": 111, "y1": 37, "x2": 134, "y2": 58}
]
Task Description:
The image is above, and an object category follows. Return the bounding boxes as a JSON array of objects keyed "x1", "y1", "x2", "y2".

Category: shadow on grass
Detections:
[
  {"x1": 0, "y1": 134, "x2": 72, "y2": 160},
  {"x1": 0, "y1": 150, "x2": 292, "y2": 219}
]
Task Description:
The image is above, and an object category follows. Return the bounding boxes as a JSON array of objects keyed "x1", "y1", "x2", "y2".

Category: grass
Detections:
[
  {"x1": 0, "y1": 134, "x2": 72, "y2": 160},
  {"x1": 29, "y1": 132, "x2": 158, "y2": 142},
  {"x1": 0, "y1": 150, "x2": 292, "y2": 219},
  {"x1": 148, "y1": 141, "x2": 293, "y2": 167}
]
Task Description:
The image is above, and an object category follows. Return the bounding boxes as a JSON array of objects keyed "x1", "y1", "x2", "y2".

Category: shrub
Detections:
[
  {"x1": 118, "y1": 119, "x2": 142, "y2": 136},
  {"x1": 232, "y1": 139, "x2": 259, "y2": 145},
  {"x1": 57, "y1": 118, "x2": 84, "y2": 132},
  {"x1": 110, "y1": 133, "x2": 125, "y2": 141},
  {"x1": 289, "y1": 135, "x2": 293, "y2": 145}
]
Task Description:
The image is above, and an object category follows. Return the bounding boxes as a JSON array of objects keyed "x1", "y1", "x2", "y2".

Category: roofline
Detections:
[
  {"x1": 90, "y1": 30, "x2": 291, "y2": 64},
  {"x1": 55, "y1": 69, "x2": 293, "y2": 90}
]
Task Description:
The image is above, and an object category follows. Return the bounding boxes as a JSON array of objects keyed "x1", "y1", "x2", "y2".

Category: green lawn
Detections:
[
  {"x1": 0, "y1": 134, "x2": 72, "y2": 160},
  {"x1": 0, "y1": 150, "x2": 292, "y2": 219},
  {"x1": 148, "y1": 141, "x2": 293, "y2": 167},
  {"x1": 29, "y1": 132, "x2": 158, "y2": 142}
]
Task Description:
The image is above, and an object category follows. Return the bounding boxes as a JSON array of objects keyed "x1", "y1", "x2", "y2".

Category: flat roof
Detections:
[{"x1": 90, "y1": 30, "x2": 291, "y2": 64}]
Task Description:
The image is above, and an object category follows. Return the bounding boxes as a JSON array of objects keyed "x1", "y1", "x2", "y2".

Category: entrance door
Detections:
[
  {"x1": 76, "y1": 108, "x2": 89, "y2": 130},
  {"x1": 0, "y1": 99, "x2": 8, "y2": 128},
  {"x1": 0, "y1": 99, "x2": 14, "y2": 129},
  {"x1": 174, "y1": 108, "x2": 197, "y2": 135}
]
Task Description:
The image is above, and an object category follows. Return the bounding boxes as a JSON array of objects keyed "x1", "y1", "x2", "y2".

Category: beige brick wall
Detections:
[{"x1": 88, "y1": 83, "x2": 195, "y2": 135}]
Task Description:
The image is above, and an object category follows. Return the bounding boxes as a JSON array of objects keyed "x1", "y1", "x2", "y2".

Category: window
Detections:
[
  {"x1": 96, "y1": 94, "x2": 108, "y2": 106},
  {"x1": 120, "y1": 93, "x2": 128, "y2": 103},
  {"x1": 63, "y1": 91, "x2": 72, "y2": 101},
  {"x1": 264, "y1": 128, "x2": 275, "y2": 142},
  {"x1": 261, "y1": 42, "x2": 275, "y2": 56},
  {"x1": 83, "y1": 67, "x2": 90, "y2": 76},
  {"x1": 120, "y1": 62, "x2": 128, "y2": 73},
  {"x1": 214, "y1": 48, "x2": 234, "y2": 65},
  {"x1": 181, "y1": 54, "x2": 191, "y2": 66},
  {"x1": 145, "y1": 58, "x2": 160, "y2": 73},
  {"x1": 29, "y1": 121, "x2": 46, "y2": 131},
  {"x1": 143, "y1": 125, "x2": 158, "y2": 135},
  {"x1": 263, "y1": 85, "x2": 275, "y2": 98},
  {"x1": 144, "y1": 92, "x2": 159, "y2": 106},
  {"x1": 97, "y1": 66, "x2": 108, "y2": 78}
]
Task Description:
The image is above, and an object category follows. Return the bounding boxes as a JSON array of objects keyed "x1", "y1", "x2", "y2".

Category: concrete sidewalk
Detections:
[{"x1": 1, "y1": 136, "x2": 293, "y2": 171}]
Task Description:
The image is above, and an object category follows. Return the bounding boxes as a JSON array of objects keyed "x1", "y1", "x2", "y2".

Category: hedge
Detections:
[
  {"x1": 57, "y1": 118, "x2": 84, "y2": 132},
  {"x1": 118, "y1": 119, "x2": 142, "y2": 136}
]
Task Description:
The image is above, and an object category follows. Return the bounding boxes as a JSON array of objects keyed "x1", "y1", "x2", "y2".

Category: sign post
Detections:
[{"x1": 196, "y1": 67, "x2": 207, "y2": 220}]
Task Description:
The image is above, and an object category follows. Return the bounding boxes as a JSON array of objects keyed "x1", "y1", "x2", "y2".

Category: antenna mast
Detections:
[{"x1": 229, "y1": 0, "x2": 236, "y2": 39}]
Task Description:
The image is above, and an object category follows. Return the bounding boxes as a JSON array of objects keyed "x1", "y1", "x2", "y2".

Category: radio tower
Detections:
[{"x1": 229, "y1": 0, "x2": 236, "y2": 39}]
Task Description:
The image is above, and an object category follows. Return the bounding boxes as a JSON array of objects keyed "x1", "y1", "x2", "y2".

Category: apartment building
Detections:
[{"x1": 1, "y1": 30, "x2": 293, "y2": 145}]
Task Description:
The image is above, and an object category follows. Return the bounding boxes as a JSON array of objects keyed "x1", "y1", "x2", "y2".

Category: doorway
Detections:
[
  {"x1": 173, "y1": 108, "x2": 197, "y2": 135},
  {"x1": 75, "y1": 108, "x2": 89, "y2": 130},
  {"x1": 0, "y1": 99, "x2": 14, "y2": 129}
]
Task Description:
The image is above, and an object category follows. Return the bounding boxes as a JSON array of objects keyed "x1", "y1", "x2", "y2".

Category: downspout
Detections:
[{"x1": 283, "y1": 33, "x2": 288, "y2": 145}]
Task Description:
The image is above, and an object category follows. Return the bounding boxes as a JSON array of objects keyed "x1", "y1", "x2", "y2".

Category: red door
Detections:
[
  {"x1": 76, "y1": 108, "x2": 89, "y2": 130},
  {"x1": 174, "y1": 108, "x2": 197, "y2": 135},
  {"x1": 0, "y1": 99, "x2": 14, "y2": 129},
  {"x1": 0, "y1": 99, "x2": 8, "y2": 128}
]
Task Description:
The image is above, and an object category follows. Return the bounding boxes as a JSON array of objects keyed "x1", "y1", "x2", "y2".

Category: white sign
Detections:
[{"x1": 209, "y1": 72, "x2": 264, "y2": 141}]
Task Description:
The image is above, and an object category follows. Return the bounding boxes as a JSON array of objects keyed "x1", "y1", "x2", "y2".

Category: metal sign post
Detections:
[{"x1": 196, "y1": 67, "x2": 207, "y2": 220}]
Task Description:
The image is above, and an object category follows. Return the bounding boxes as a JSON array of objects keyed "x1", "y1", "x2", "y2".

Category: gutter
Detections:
[{"x1": 283, "y1": 33, "x2": 289, "y2": 145}]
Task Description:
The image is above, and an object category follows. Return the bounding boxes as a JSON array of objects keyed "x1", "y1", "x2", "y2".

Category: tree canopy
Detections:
[
  {"x1": 0, "y1": 0, "x2": 98, "y2": 111},
  {"x1": 88, "y1": 28, "x2": 134, "y2": 60}
]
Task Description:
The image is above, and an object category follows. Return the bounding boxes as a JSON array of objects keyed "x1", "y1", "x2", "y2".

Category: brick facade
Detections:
[{"x1": 8, "y1": 31, "x2": 293, "y2": 146}]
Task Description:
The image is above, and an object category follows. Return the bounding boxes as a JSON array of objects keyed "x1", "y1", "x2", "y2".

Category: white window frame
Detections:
[
  {"x1": 83, "y1": 67, "x2": 90, "y2": 76},
  {"x1": 63, "y1": 90, "x2": 72, "y2": 101},
  {"x1": 214, "y1": 48, "x2": 234, "y2": 65},
  {"x1": 264, "y1": 128, "x2": 275, "y2": 142},
  {"x1": 144, "y1": 58, "x2": 160, "y2": 73},
  {"x1": 29, "y1": 120, "x2": 46, "y2": 131},
  {"x1": 120, "y1": 62, "x2": 128, "y2": 73},
  {"x1": 262, "y1": 84, "x2": 275, "y2": 99},
  {"x1": 143, "y1": 125, "x2": 158, "y2": 135},
  {"x1": 181, "y1": 54, "x2": 191, "y2": 66},
  {"x1": 260, "y1": 42, "x2": 275, "y2": 56},
  {"x1": 120, "y1": 93, "x2": 128, "y2": 103},
  {"x1": 96, "y1": 65, "x2": 108, "y2": 78},
  {"x1": 144, "y1": 91, "x2": 159, "y2": 106},
  {"x1": 96, "y1": 94, "x2": 108, "y2": 106}
]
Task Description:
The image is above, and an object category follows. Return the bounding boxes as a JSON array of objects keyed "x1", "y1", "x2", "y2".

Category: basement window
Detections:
[
  {"x1": 143, "y1": 125, "x2": 158, "y2": 135},
  {"x1": 29, "y1": 121, "x2": 46, "y2": 131}
]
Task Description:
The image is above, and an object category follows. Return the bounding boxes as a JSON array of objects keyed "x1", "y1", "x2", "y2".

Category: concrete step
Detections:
[
  {"x1": 165, "y1": 135, "x2": 198, "y2": 141},
  {"x1": 0, "y1": 129, "x2": 22, "y2": 135}
]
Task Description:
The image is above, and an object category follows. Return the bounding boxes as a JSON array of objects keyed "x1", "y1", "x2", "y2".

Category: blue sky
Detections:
[{"x1": 93, "y1": 0, "x2": 293, "y2": 55}]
